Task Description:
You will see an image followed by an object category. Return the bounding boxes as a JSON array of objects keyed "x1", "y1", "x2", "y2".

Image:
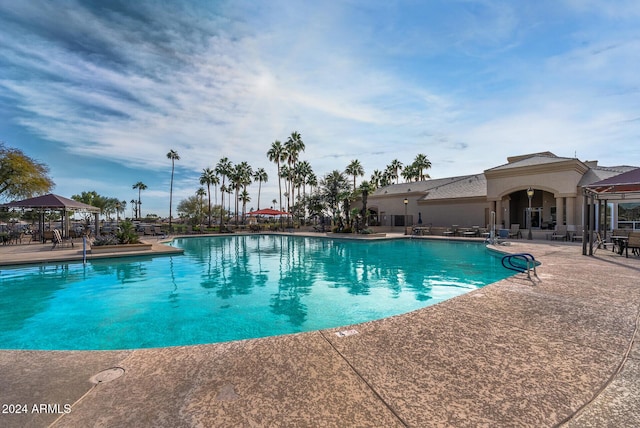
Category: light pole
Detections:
[
  {"x1": 527, "y1": 187, "x2": 534, "y2": 240},
  {"x1": 404, "y1": 198, "x2": 408, "y2": 234}
]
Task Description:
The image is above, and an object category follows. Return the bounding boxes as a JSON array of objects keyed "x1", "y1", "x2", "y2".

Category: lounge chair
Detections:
[
  {"x1": 443, "y1": 225, "x2": 458, "y2": 236},
  {"x1": 462, "y1": 226, "x2": 480, "y2": 237},
  {"x1": 508, "y1": 224, "x2": 522, "y2": 239},
  {"x1": 551, "y1": 225, "x2": 568, "y2": 241},
  {"x1": 51, "y1": 229, "x2": 73, "y2": 250}
]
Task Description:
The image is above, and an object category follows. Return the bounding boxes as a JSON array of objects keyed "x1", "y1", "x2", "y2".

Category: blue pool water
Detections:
[{"x1": 0, "y1": 235, "x2": 512, "y2": 350}]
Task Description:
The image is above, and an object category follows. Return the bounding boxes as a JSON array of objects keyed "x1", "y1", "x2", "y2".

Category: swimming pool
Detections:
[{"x1": 0, "y1": 235, "x2": 513, "y2": 350}]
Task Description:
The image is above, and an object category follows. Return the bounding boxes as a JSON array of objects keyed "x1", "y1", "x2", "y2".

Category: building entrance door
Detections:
[{"x1": 523, "y1": 208, "x2": 542, "y2": 229}]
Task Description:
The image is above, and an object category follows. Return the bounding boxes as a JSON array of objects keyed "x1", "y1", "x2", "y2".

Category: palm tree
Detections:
[
  {"x1": 280, "y1": 165, "x2": 293, "y2": 211},
  {"x1": 267, "y1": 140, "x2": 286, "y2": 211},
  {"x1": 306, "y1": 171, "x2": 318, "y2": 195},
  {"x1": 130, "y1": 199, "x2": 137, "y2": 218},
  {"x1": 240, "y1": 189, "x2": 251, "y2": 223},
  {"x1": 132, "y1": 182, "x2": 147, "y2": 219},
  {"x1": 402, "y1": 164, "x2": 418, "y2": 182},
  {"x1": 253, "y1": 168, "x2": 268, "y2": 210},
  {"x1": 215, "y1": 157, "x2": 232, "y2": 228},
  {"x1": 412, "y1": 153, "x2": 432, "y2": 181},
  {"x1": 370, "y1": 169, "x2": 383, "y2": 189},
  {"x1": 166, "y1": 149, "x2": 180, "y2": 229},
  {"x1": 388, "y1": 159, "x2": 403, "y2": 184},
  {"x1": 284, "y1": 131, "x2": 304, "y2": 210},
  {"x1": 359, "y1": 180, "x2": 373, "y2": 228},
  {"x1": 345, "y1": 159, "x2": 365, "y2": 192},
  {"x1": 200, "y1": 167, "x2": 216, "y2": 226},
  {"x1": 321, "y1": 170, "x2": 350, "y2": 229},
  {"x1": 297, "y1": 160, "x2": 313, "y2": 199},
  {"x1": 196, "y1": 187, "x2": 207, "y2": 227}
]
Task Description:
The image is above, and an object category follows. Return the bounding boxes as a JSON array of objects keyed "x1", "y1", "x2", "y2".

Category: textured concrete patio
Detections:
[{"x1": 1, "y1": 235, "x2": 639, "y2": 427}]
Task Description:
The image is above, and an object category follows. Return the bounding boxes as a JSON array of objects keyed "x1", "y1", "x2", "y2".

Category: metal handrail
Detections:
[{"x1": 501, "y1": 253, "x2": 541, "y2": 282}]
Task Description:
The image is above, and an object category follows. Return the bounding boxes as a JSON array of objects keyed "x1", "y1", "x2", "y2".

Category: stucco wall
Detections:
[{"x1": 418, "y1": 200, "x2": 489, "y2": 227}]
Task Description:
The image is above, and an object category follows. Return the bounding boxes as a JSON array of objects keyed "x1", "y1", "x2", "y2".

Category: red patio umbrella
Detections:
[{"x1": 249, "y1": 208, "x2": 290, "y2": 216}]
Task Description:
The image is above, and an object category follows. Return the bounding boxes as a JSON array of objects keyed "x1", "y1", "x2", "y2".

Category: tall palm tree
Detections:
[
  {"x1": 132, "y1": 181, "x2": 147, "y2": 219},
  {"x1": 284, "y1": 131, "x2": 304, "y2": 210},
  {"x1": 388, "y1": 159, "x2": 403, "y2": 184},
  {"x1": 240, "y1": 189, "x2": 251, "y2": 223},
  {"x1": 359, "y1": 180, "x2": 373, "y2": 228},
  {"x1": 166, "y1": 149, "x2": 180, "y2": 229},
  {"x1": 412, "y1": 153, "x2": 432, "y2": 181},
  {"x1": 279, "y1": 164, "x2": 292, "y2": 210},
  {"x1": 200, "y1": 167, "x2": 216, "y2": 226},
  {"x1": 345, "y1": 159, "x2": 365, "y2": 192},
  {"x1": 370, "y1": 169, "x2": 383, "y2": 189},
  {"x1": 306, "y1": 172, "x2": 318, "y2": 195},
  {"x1": 267, "y1": 140, "x2": 286, "y2": 211},
  {"x1": 196, "y1": 187, "x2": 207, "y2": 227},
  {"x1": 215, "y1": 157, "x2": 232, "y2": 228},
  {"x1": 253, "y1": 168, "x2": 268, "y2": 210},
  {"x1": 296, "y1": 160, "x2": 312, "y2": 199},
  {"x1": 402, "y1": 164, "x2": 418, "y2": 182}
]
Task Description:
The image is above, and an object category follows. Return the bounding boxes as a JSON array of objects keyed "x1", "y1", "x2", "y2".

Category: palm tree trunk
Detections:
[
  {"x1": 207, "y1": 184, "x2": 212, "y2": 227},
  {"x1": 169, "y1": 161, "x2": 174, "y2": 229},
  {"x1": 257, "y1": 180, "x2": 262, "y2": 210}
]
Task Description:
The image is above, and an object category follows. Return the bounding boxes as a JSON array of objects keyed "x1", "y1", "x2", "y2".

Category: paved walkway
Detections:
[{"x1": 1, "y1": 235, "x2": 639, "y2": 427}]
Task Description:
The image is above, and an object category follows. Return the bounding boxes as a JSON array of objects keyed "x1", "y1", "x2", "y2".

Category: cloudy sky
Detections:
[{"x1": 1, "y1": 0, "x2": 639, "y2": 217}]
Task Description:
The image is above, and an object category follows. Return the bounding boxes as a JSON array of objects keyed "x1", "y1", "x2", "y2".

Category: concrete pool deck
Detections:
[{"x1": 1, "y1": 234, "x2": 639, "y2": 427}]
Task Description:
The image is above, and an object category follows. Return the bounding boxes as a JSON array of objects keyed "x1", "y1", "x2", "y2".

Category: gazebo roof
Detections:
[
  {"x1": 583, "y1": 168, "x2": 640, "y2": 199},
  {"x1": 0, "y1": 193, "x2": 101, "y2": 213}
]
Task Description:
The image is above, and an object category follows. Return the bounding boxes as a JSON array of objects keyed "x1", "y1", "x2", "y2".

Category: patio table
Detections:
[{"x1": 611, "y1": 235, "x2": 629, "y2": 255}]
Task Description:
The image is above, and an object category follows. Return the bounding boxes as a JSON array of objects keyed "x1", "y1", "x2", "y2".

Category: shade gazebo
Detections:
[
  {"x1": 0, "y1": 193, "x2": 101, "y2": 241},
  {"x1": 582, "y1": 168, "x2": 640, "y2": 255}
]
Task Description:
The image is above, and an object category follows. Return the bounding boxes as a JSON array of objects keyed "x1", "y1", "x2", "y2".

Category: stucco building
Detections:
[{"x1": 368, "y1": 152, "x2": 639, "y2": 235}]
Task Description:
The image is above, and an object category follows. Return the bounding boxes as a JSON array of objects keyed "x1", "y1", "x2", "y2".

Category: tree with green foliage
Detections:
[
  {"x1": 0, "y1": 143, "x2": 54, "y2": 201},
  {"x1": 132, "y1": 182, "x2": 147, "y2": 219},
  {"x1": 345, "y1": 159, "x2": 365, "y2": 192},
  {"x1": 359, "y1": 180, "x2": 374, "y2": 229},
  {"x1": 253, "y1": 167, "x2": 268, "y2": 210},
  {"x1": 215, "y1": 157, "x2": 232, "y2": 227},
  {"x1": 167, "y1": 149, "x2": 180, "y2": 229},
  {"x1": 412, "y1": 153, "x2": 432, "y2": 181},
  {"x1": 267, "y1": 140, "x2": 286, "y2": 211},
  {"x1": 321, "y1": 170, "x2": 350, "y2": 230},
  {"x1": 200, "y1": 167, "x2": 217, "y2": 226}
]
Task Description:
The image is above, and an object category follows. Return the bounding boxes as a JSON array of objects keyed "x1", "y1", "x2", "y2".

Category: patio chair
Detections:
[
  {"x1": 508, "y1": 224, "x2": 522, "y2": 239},
  {"x1": 51, "y1": 229, "x2": 74, "y2": 250},
  {"x1": 624, "y1": 231, "x2": 640, "y2": 258},
  {"x1": 567, "y1": 225, "x2": 583, "y2": 242},
  {"x1": 551, "y1": 225, "x2": 568, "y2": 241}
]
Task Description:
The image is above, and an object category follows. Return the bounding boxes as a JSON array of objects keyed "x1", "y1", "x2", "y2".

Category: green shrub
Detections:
[
  {"x1": 92, "y1": 235, "x2": 118, "y2": 246},
  {"x1": 116, "y1": 220, "x2": 140, "y2": 244}
]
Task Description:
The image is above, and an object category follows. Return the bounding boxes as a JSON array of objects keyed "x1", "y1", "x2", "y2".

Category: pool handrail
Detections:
[{"x1": 501, "y1": 253, "x2": 541, "y2": 282}]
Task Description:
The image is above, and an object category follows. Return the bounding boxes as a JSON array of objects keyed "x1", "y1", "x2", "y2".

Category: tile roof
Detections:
[
  {"x1": 371, "y1": 174, "x2": 487, "y2": 201},
  {"x1": 486, "y1": 153, "x2": 575, "y2": 172}
]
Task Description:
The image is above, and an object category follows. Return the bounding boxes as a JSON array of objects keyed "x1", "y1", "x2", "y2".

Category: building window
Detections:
[{"x1": 618, "y1": 203, "x2": 640, "y2": 230}]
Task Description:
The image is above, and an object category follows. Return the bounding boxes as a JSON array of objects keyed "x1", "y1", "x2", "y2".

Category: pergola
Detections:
[
  {"x1": 582, "y1": 168, "x2": 640, "y2": 255},
  {"x1": 0, "y1": 193, "x2": 101, "y2": 241}
]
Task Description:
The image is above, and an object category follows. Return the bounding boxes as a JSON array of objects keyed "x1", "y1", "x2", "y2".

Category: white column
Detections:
[
  {"x1": 556, "y1": 196, "x2": 565, "y2": 226},
  {"x1": 566, "y1": 197, "x2": 575, "y2": 227}
]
